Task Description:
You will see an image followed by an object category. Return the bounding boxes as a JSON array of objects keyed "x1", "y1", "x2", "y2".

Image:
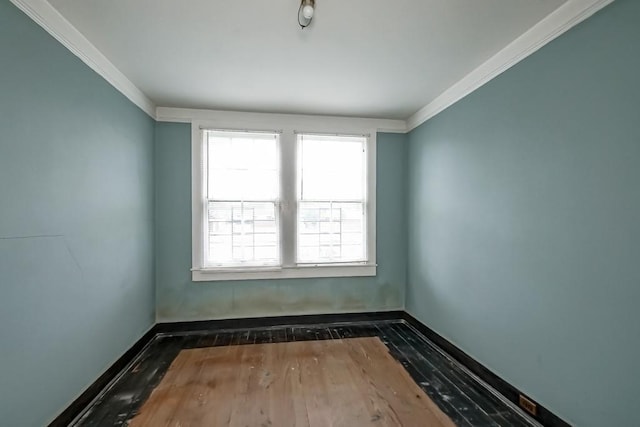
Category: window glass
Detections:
[
  {"x1": 205, "y1": 131, "x2": 280, "y2": 267},
  {"x1": 297, "y1": 134, "x2": 367, "y2": 264}
]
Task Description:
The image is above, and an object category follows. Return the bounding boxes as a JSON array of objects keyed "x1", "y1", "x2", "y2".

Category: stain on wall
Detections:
[{"x1": 155, "y1": 124, "x2": 407, "y2": 321}]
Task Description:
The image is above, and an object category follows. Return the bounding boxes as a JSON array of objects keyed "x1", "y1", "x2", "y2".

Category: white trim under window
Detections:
[{"x1": 192, "y1": 118, "x2": 377, "y2": 282}]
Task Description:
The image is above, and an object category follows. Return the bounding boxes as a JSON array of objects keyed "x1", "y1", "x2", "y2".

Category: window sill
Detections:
[{"x1": 191, "y1": 264, "x2": 377, "y2": 282}]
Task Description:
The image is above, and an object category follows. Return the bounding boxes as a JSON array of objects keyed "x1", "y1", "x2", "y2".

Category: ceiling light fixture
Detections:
[{"x1": 298, "y1": 0, "x2": 315, "y2": 29}]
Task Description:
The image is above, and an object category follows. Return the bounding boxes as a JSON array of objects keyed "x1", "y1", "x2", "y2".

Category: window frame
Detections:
[
  {"x1": 296, "y1": 133, "x2": 369, "y2": 265},
  {"x1": 202, "y1": 130, "x2": 282, "y2": 268},
  {"x1": 191, "y1": 119, "x2": 376, "y2": 282}
]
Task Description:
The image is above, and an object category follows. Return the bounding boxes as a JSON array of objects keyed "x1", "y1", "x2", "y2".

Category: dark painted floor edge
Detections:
[
  {"x1": 47, "y1": 326, "x2": 159, "y2": 427},
  {"x1": 47, "y1": 311, "x2": 402, "y2": 426},
  {"x1": 400, "y1": 311, "x2": 572, "y2": 427},
  {"x1": 155, "y1": 319, "x2": 403, "y2": 338},
  {"x1": 154, "y1": 310, "x2": 405, "y2": 334},
  {"x1": 51, "y1": 310, "x2": 571, "y2": 427}
]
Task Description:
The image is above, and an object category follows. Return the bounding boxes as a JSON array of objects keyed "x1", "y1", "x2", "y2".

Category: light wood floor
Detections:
[{"x1": 129, "y1": 337, "x2": 456, "y2": 427}]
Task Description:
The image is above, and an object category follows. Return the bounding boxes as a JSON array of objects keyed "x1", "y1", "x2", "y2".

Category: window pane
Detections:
[
  {"x1": 255, "y1": 246, "x2": 278, "y2": 260},
  {"x1": 299, "y1": 246, "x2": 320, "y2": 262},
  {"x1": 207, "y1": 201, "x2": 279, "y2": 267},
  {"x1": 207, "y1": 131, "x2": 279, "y2": 200},
  {"x1": 300, "y1": 135, "x2": 365, "y2": 201},
  {"x1": 297, "y1": 201, "x2": 365, "y2": 263}
]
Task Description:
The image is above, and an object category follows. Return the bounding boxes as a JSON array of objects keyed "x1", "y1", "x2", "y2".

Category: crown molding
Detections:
[
  {"x1": 156, "y1": 107, "x2": 409, "y2": 134},
  {"x1": 9, "y1": 0, "x2": 156, "y2": 118},
  {"x1": 406, "y1": 0, "x2": 615, "y2": 131},
  {"x1": 10, "y1": 0, "x2": 613, "y2": 131}
]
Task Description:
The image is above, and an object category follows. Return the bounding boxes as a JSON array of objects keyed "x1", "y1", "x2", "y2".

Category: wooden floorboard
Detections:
[
  {"x1": 128, "y1": 338, "x2": 456, "y2": 427},
  {"x1": 381, "y1": 324, "x2": 499, "y2": 426},
  {"x1": 388, "y1": 323, "x2": 528, "y2": 427},
  {"x1": 72, "y1": 321, "x2": 538, "y2": 427}
]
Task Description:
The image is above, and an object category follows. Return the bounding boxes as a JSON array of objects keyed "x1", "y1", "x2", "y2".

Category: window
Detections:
[
  {"x1": 192, "y1": 122, "x2": 376, "y2": 281},
  {"x1": 204, "y1": 131, "x2": 280, "y2": 268},
  {"x1": 297, "y1": 134, "x2": 367, "y2": 264}
]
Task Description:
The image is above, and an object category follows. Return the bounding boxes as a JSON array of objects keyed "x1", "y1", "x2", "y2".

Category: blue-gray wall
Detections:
[
  {"x1": 406, "y1": 1, "x2": 639, "y2": 426},
  {"x1": 155, "y1": 123, "x2": 406, "y2": 321},
  {"x1": 0, "y1": 2, "x2": 156, "y2": 425}
]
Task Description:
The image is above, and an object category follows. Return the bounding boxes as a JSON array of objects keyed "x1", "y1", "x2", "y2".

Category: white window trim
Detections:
[{"x1": 191, "y1": 116, "x2": 377, "y2": 282}]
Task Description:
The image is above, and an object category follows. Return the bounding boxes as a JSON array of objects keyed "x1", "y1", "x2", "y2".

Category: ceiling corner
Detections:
[
  {"x1": 10, "y1": 0, "x2": 157, "y2": 118},
  {"x1": 405, "y1": 0, "x2": 615, "y2": 132}
]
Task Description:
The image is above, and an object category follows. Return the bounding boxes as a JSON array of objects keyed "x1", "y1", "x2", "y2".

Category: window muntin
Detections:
[
  {"x1": 204, "y1": 130, "x2": 280, "y2": 268},
  {"x1": 297, "y1": 134, "x2": 367, "y2": 264}
]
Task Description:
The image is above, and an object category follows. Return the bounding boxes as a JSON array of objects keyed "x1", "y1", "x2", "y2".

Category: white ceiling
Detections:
[{"x1": 47, "y1": 0, "x2": 566, "y2": 119}]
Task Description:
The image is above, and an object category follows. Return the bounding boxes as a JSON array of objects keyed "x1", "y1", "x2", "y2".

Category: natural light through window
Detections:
[
  {"x1": 205, "y1": 130, "x2": 280, "y2": 267},
  {"x1": 193, "y1": 120, "x2": 376, "y2": 281},
  {"x1": 298, "y1": 134, "x2": 367, "y2": 264}
]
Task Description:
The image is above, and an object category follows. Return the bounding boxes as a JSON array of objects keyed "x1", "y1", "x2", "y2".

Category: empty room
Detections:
[{"x1": 1, "y1": 0, "x2": 638, "y2": 426}]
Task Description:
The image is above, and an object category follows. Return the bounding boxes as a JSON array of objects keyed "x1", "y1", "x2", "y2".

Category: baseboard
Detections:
[
  {"x1": 49, "y1": 310, "x2": 570, "y2": 427},
  {"x1": 155, "y1": 310, "x2": 405, "y2": 334},
  {"x1": 47, "y1": 325, "x2": 159, "y2": 427},
  {"x1": 47, "y1": 310, "x2": 402, "y2": 425},
  {"x1": 401, "y1": 311, "x2": 571, "y2": 427}
]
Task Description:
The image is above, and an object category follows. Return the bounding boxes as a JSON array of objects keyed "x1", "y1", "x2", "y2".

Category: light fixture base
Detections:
[{"x1": 298, "y1": 0, "x2": 315, "y2": 29}]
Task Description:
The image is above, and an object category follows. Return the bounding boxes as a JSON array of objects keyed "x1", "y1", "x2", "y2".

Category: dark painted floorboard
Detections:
[{"x1": 71, "y1": 321, "x2": 537, "y2": 427}]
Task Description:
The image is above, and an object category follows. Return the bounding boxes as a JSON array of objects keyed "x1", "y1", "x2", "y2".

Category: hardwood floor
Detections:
[
  {"x1": 73, "y1": 321, "x2": 538, "y2": 426},
  {"x1": 129, "y1": 338, "x2": 454, "y2": 427}
]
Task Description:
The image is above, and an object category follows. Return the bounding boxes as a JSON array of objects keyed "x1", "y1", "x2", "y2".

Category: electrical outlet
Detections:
[{"x1": 519, "y1": 395, "x2": 537, "y2": 416}]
